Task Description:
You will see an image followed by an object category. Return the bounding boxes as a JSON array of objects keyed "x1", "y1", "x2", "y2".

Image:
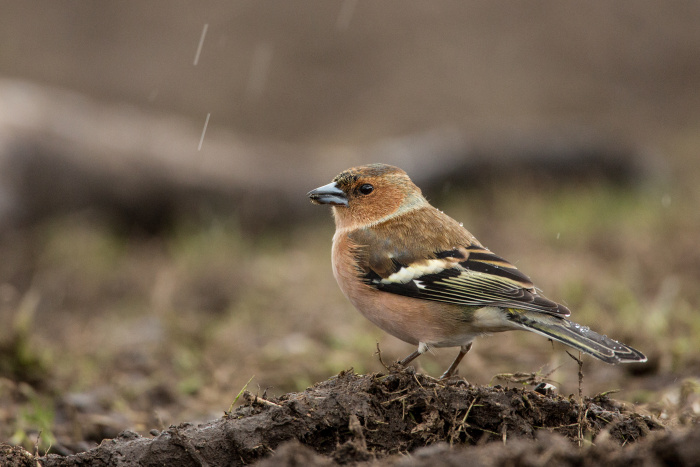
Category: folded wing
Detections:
[{"x1": 361, "y1": 244, "x2": 570, "y2": 317}]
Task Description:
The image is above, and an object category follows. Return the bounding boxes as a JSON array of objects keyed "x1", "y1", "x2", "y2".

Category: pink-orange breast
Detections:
[{"x1": 331, "y1": 230, "x2": 481, "y2": 348}]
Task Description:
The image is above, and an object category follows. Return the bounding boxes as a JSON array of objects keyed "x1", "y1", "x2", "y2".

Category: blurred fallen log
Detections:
[{"x1": 0, "y1": 78, "x2": 662, "y2": 233}]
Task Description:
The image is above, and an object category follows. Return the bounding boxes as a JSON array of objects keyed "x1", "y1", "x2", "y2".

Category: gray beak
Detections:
[{"x1": 308, "y1": 182, "x2": 348, "y2": 206}]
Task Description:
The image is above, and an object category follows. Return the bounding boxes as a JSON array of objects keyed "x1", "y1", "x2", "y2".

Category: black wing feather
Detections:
[{"x1": 364, "y1": 245, "x2": 570, "y2": 316}]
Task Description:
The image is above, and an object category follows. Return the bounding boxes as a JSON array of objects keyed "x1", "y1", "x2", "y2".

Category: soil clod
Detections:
[{"x1": 0, "y1": 369, "x2": 669, "y2": 466}]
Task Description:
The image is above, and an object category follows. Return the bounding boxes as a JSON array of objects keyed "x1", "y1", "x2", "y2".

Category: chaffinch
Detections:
[{"x1": 308, "y1": 163, "x2": 646, "y2": 379}]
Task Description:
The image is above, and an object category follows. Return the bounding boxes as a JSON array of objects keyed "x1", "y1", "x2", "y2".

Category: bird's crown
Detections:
[{"x1": 332, "y1": 163, "x2": 406, "y2": 187}]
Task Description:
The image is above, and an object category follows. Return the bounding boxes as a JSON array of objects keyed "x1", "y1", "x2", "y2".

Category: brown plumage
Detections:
[{"x1": 309, "y1": 163, "x2": 646, "y2": 378}]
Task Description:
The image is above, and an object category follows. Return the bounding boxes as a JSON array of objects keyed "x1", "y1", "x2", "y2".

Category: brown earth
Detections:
[{"x1": 2, "y1": 368, "x2": 681, "y2": 466}]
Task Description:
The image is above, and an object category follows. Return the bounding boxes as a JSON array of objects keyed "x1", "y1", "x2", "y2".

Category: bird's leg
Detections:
[
  {"x1": 440, "y1": 343, "x2": 473, "y2": 380},
  {"x1": 398, "y1": 350, "x2": 421, "y2": 367},
  {"x1": 398, "y1": 342, "x2": 429, "y2": 367}
]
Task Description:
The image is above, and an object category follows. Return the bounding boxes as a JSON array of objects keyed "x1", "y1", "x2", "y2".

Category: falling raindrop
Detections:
[
  {"x1": 193, "y1": 23, "x2": 209, "y2": 66},
  {"x1": 198, "y1": 113, "x2": 211, "y2": 151}
]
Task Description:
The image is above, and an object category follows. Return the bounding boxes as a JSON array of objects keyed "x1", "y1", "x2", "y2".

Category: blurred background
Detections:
[{"x1": 1, "y1": 0, "x2": 699, "y2": 454}]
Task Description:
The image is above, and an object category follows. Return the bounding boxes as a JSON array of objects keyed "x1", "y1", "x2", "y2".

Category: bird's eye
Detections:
[{"x1": 359, "y1": 184, "x2": 374, "y2": 195}]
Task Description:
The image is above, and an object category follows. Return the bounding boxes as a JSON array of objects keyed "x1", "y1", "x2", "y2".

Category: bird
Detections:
[{"x1": 308, "y1": 163, "x2": 646, "y2": 379}]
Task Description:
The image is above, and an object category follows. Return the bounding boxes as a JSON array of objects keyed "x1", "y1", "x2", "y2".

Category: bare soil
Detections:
[{"x1": 3, "y1": 368, "x2": 679, "y2": 466}]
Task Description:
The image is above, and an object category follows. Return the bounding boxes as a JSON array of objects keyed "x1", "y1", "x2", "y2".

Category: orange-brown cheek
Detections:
[
  {"x1": 356, "y1": 195, "x2": 400, "y2": 219},
  {"x1": 334, "y1": 187, "x2": 406, "y2": 230}
]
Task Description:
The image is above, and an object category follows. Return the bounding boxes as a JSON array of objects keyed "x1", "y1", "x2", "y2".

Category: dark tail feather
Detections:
[{"x1": 509, "y1": 312, "x2": 647, "y2": 364}]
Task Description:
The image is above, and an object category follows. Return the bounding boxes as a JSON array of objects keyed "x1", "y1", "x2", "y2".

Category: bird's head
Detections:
[{"x1": 308, "y1": 163, "x2": 427, "y2": 230}]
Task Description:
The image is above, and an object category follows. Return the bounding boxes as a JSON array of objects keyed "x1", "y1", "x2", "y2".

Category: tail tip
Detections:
[{"x1": 617, "y1": 349, "x2": 647, "y2": 364}]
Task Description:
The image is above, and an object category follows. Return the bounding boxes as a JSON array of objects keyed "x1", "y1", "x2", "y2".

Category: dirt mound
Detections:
[
  {"x1": 258, "y1": 427, "x2": 700, "y2": 467},
  {"x1": 0, "y1": 368, "x2": 667, "y2": 466}
]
